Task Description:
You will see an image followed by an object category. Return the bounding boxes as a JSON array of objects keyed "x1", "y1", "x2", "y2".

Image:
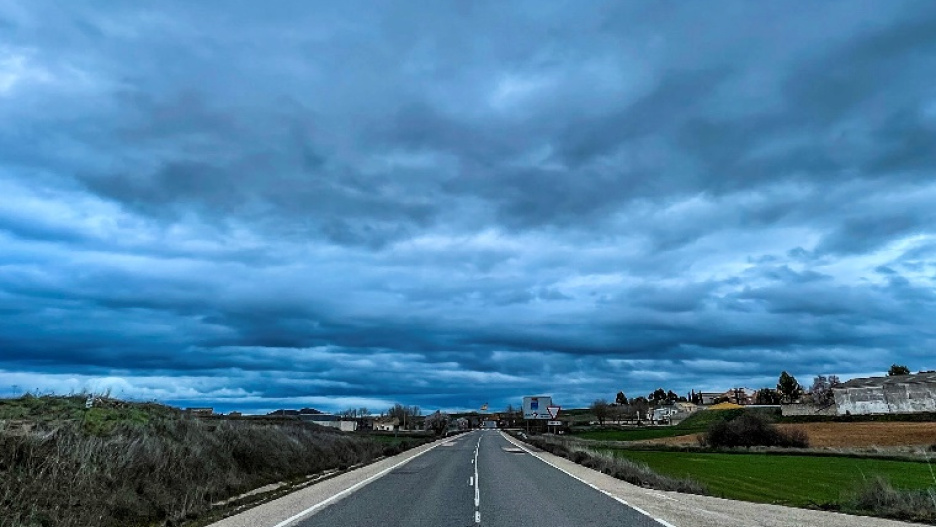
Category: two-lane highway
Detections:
[{"x1": 294, "y1": 430, "x2": 662, "y2": 527}]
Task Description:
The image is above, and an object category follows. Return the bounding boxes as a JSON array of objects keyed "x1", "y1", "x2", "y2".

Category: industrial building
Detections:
[{"x1": 833, "y1": 372, "x2": 936, "y2": 415}]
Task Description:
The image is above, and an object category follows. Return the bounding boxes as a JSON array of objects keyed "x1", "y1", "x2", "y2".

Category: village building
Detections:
[
  {"x1": 833, "y1": 372, "x2": 936, "y2": 415},
  {"x1": 651, "y1": 402, "x2": 698, "y2": 423},
  {"x1": 298, "y1": 413, "x2": 358, "y2": 432},
  {"x1": 372, "y1": 417, "x2": 400, "y2": 432}
]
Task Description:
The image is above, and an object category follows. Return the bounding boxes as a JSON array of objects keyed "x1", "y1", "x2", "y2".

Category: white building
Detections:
[{"x1": 298, "y1": 414, "x2": 358, "y2": 432}]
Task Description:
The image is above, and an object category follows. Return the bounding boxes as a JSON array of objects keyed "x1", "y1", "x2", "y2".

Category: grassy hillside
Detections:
[{"x1": 0, "y1": 395, "x2": 426, "y2": 527}]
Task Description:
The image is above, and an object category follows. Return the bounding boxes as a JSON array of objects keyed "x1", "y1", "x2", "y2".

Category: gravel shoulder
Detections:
[{"x1": 501, "y1": 432, "x2": 920, "y2": 527}]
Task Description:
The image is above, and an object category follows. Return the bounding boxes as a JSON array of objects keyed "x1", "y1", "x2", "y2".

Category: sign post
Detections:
[{"x1": 546, "y1": 405, "x2": 561, "y2": 433}]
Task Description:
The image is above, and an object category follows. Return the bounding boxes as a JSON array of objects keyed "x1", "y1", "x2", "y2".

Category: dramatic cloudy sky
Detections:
[{"x1": 1, "y1": 1, "x2": 935, "y2": 414}]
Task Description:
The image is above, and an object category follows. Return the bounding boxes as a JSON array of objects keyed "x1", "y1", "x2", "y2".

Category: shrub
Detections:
[
  {"x1": 700, "y1": 412, "x2": 809, "y2": 448},
  {"x1": 844, "y1": 476, "x2": 936, "y2": 523},
  {"x1": 0, "y1": 417, "x2": 407, "y2": 527}
]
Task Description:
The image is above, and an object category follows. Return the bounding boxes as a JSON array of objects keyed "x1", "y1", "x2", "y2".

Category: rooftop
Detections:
[{"x1": 840, "y1": 372, "x2": 936, "y2": 389}]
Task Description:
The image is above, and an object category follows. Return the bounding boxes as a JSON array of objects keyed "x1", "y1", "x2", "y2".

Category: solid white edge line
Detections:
[
  {"x1": 500, "y1": 432, "x2": 678, "y2": 527},
  {"x1": 269, "y1": 436, "x2": 454, "y2": 527}
]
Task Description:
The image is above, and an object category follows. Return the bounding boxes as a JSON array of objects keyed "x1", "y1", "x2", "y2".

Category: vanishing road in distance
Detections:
[{"x1": 297, "y1": 430, "x2": 663, "y2": 527}]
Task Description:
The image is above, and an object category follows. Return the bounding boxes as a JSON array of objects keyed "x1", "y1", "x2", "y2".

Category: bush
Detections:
[
  {"x1": 844, "y1": 476, "x2": 936, "y2": 523},
  {"x1": 0, "y1": 417, "x2": 402, "y2": 527},
  {"x1": 700, "y1": 412, "x2": 809, "y2": 448}
]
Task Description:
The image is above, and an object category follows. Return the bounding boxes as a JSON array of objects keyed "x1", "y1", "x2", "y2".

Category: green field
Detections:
[
  {"x1": 572, "y1": 409, "x2": 755, "y2": 442},
  {"x1": 613, "y1": 450, "x2": 936, "y2": 507},
  {"x1": 573, "y1": 428, "x2": 691, "y2": 441}
]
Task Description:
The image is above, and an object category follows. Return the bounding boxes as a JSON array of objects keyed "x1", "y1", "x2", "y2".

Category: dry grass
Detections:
[
  {"x1": 845, "y1": 476, "x2": 936, "y2": 523},
  {"x1": 0, "y1": 396, "x2": 422, "y2": 527},
  {"x1": 776, "y1": 422, "x2": 936, "y2": 448},
  {"x1": 516, "y1": 434, "x2": 705, "y2": 494}
]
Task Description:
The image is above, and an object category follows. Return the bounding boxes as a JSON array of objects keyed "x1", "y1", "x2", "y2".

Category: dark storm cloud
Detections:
[{"x1": 1, "y1": 1, "x2": 935, "y2": 412}]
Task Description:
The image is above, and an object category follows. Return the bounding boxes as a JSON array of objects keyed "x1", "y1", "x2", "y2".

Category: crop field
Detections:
[
  {"x1": 613, "y1": 450, "x2": 936, "y2": 508},
  {"x1": 572, "y1": 409, "x2": 754, "y2": 442},
  {"x1": 572, "y1": 428, "x2": 691, "y2": 442},
  {"x1": 776, "y1": 422, "x2": 936, "y2": 448},
  {"x1": 574, "y1": 409, "x2": 936, "y2": 448},
  {"x1": 629, "y1": 421, "x2": 936, "y2": 448}
]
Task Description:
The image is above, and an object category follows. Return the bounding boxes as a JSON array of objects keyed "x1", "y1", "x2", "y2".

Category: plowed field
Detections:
[
  {"x1": 637, "y1": 421, "x2": 936, "y2": 448},
  {"x1": 776, "y1": 421, "x2": 936, "y2": 447}
]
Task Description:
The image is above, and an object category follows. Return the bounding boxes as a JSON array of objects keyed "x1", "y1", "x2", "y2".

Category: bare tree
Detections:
[
  {"x1": 808, "y1": 375, "x2": 841, "y2": 406},
  {"x1": 387, "y1": 404, "x2": 421, "y2": 429},
  {"x1": 630, "y1": 397, "x2": 650, "y2": 423},
  {"x1": 424, "y1": 411, "x2": 450, "y2": 436},
  {"x1": 754, "y1": 388, "x2": 781, "y2": 405},
  {"x1": 608, "y1": 403, "x2": 626, "y2": 424},
  {"x1": 590, "y1": 399, "x2": 610, "y2": 425}
]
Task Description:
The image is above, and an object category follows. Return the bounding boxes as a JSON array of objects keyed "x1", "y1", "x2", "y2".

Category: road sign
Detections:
[
  {"x1": 547, "y1": 420, "x2": 562, "y2": 426},
  {"x1": 522, "y1": 396, "x2": 553, "y2": 419},
  {"x1": 546, "y1": 406, "x2": 561, "y2": 419}
]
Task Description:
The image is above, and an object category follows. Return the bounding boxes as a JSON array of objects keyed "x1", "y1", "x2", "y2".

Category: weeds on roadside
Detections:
[
  {"x1": 518, "y1": 434, "x2": 704, "y2": 494},
  {"x1": 0, "y1": 402, "x2": 415, "y2": 527},
  {"x1": 844, "y1": 476, "x2": 936, "y2": 523}
]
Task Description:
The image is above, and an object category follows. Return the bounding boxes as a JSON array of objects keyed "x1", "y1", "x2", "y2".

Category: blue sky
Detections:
[{"x1": 1, "y1": 1, "x2": 935, "y2": 414}]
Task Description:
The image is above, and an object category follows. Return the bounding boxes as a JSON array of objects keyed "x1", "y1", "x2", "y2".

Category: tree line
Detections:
[{"x1": 590, "y1": 363, "x2": 912, "y2": 423}]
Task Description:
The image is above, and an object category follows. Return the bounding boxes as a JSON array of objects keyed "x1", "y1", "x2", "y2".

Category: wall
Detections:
[
  {"x1": 780, "y1": 403, "x2": 837, "y2": 416},
  {"x1": 833, "y1": 382, "x2": 936, "y2": 415}
]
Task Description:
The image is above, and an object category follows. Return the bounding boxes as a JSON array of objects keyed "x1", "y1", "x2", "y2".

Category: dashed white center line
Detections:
[{"x1": 474, "y1": 433, "x2": 482, "y2": 523}]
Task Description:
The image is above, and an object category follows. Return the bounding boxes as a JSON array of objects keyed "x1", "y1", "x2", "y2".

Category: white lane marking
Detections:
[
  {"x1": 270, "y1": 438, "x2": 454, "y2": 527},
  {"x1": 473, "y1": 438, "x2": 480, "y2": 507},
  {"x1": 500, "y1": 432, "x2": 678, "y2": 527},
  {"x1": 474, "y1": 434, "x2": 482, "y2": 514}
]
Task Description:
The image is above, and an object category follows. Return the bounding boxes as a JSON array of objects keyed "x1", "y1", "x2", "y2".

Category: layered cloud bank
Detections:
[{"x1": 1, "y1": 1, "x2": 934, "y2": 413}]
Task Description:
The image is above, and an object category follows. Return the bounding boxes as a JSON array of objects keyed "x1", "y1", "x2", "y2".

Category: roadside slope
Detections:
[{"x1": 206, "y1": 435, "x2": 454, "y2": 527}]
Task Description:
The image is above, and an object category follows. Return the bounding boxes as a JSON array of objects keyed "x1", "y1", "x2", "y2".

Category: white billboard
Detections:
[{"x1": 522, "y1": 395, "x2": 553, "y2": 420}]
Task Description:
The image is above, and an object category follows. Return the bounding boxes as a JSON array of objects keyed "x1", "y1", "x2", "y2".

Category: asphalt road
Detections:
[{"x1": 296, "y1": 430, "x2": 661, "y2": 527}]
